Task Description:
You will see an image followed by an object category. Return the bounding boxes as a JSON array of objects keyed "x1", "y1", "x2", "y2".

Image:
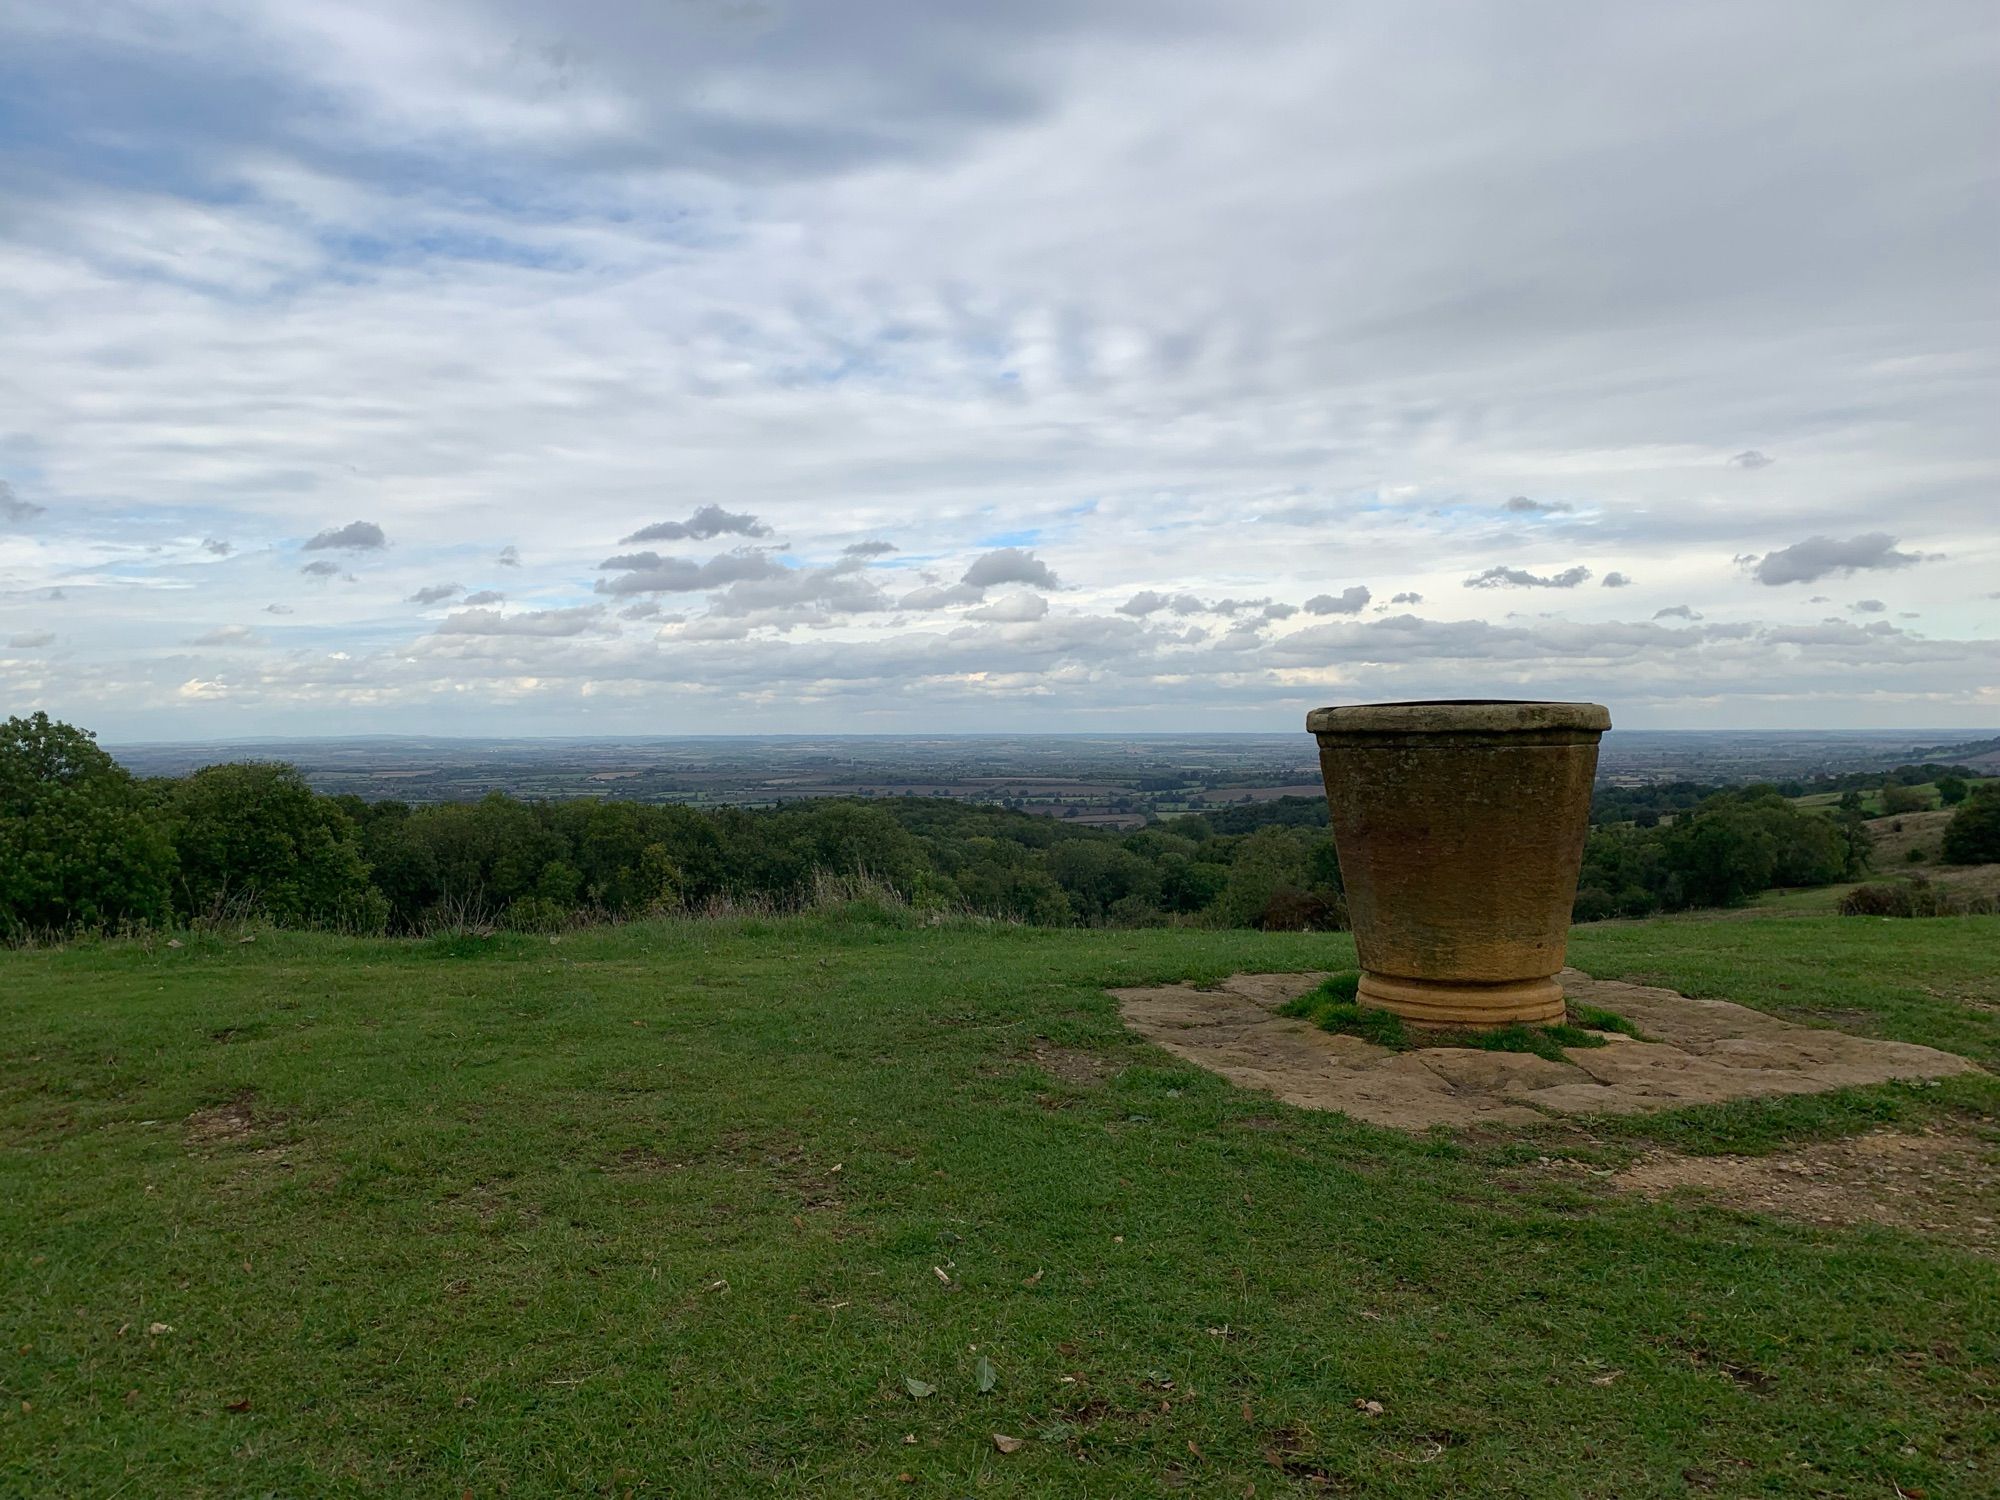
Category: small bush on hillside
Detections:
[
  {"x1": 1937, "y1": 774, "x2": 1969, "y2": 806},
  {"x1": 1838, "y1": 878, "x2": 1993, "y2": 917},
  {"x1": 1880, "y1": 783, "x2": 1930, "y2": 815}
]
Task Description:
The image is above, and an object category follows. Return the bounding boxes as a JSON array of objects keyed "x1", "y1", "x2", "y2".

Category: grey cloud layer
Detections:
[
  {"x1": 303, "y1": 521, "x2": 387, "y2": 552},
  {"x1": 595, "y1": 549, "x2": 786, "y2": 596},
  {"x1": 961, "y1": 548, "x2": 1059, "y2": 590},
  {"x1": 620, "y1": 506, "x2": 772, "y2": 544},
  {"x1": 0, "y1": 482, "x2": 45, "y2": 524},
  {"x1": 1465, "y1": 565, "x2": 1592, "y2": 590},
  {"x1": 1, "y1": 1, "x2": 1994, "y2": 733},
  {"x1": 1751, "y1": 534, "x2": 1926, "y2": 586},
  {"x1": 1305, "y1": 587, "x2": 1371, "y2": 615}
]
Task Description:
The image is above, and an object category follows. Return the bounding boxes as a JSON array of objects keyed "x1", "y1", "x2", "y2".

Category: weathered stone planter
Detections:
[{"x1": 1307, "y1": 700, "x2": 1611, "y2": 1029}]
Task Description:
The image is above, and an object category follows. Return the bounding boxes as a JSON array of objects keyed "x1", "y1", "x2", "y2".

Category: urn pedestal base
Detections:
[{"x1": 1356, "y1": 971, "x2": 1566, "y2": 1029}]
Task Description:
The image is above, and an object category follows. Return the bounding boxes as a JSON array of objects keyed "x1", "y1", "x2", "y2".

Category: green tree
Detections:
[
  {"x1": 1940, "y1": 787, "x2": 2000, "y2": 865},
  {"x1": 0, "y1": 712, "x2": 175, "y2": 936},
  {"x1": 1936, "y1": 775, "x2": 1970, "y2": 807},
  {"x1": 165, "y1": 762, "x2": 385, "y2": 929}
]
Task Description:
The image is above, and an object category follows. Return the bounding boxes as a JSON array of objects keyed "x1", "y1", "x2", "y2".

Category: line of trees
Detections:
[
  {"x1": 1574, "y1": 787, "x2": 1873, "y2": 919},
  {"x1": 7, "y1": 713, "x2": 1992, "y2": 943},
  {"x1": 1, "y1": 714, "x2": 1344, "y2": 939}
]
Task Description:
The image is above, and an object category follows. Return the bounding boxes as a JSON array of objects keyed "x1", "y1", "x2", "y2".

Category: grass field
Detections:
[{"x1": 4, "y1": 910, "x2": 1997, "y2": 1496}]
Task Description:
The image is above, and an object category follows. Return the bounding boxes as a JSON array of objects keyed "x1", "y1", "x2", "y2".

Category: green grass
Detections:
[{"x1": 3, "y1": 910, "x2": 1998, "y2": 1495}]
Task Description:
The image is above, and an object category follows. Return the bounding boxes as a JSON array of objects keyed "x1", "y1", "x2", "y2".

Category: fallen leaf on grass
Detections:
[
  {"x1": 456, "y1": 1395, "x2": 476, "y2": 1409},
  {"x1": 1590, "y1": 1370, "x2": 1622, "y2": 1386},
  {"x1": 1022, "y1": 1269, "x2": 1043, "y2": 1286},
  {"x1": 976, "y1": 1355, "x2": 998, "y2": 1394},
  {"x1": 1354, "y1": 1399, "x2": 1384, "y2": 1417},
  {"x1": 902, "y1": 1433, "x2": 916, "y2": 1445},
  {"x1": 147, "y1": 1323, "x2": 171, "y2": 1336},
  {"x1": 896, "y1": 1474, "x2": 914, "y2": 1484},
  {"x1": 903, "y1": 1377, "x2": 935, "y2": 1399},
  {"x1": 166, "y1": 939, "x2": 184, "y2": 949},
  {"x1": 932, "y1": 1266, "x2": 951, "y2": 1283},
  {"x1": 224, "y1": 1399, "x2": 250, "y2": 1413},
  {"x1": 992, "y1": 1433, "x2": 1026, "y2": 1454}
]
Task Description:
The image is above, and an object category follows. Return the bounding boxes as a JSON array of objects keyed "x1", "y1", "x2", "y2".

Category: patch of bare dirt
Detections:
[
  {"x1": 1608, "y1": 1130, "x2": 1999, "y2": 1253},
  {"x1": 1110, "y1": 969, "x2": 1976, "y2": 1132},
  {"x1": 184, "y1": 1090, "x2": 263, "y2": 1145},
  {"x1": 1020, "y1": 1042, "x2": 1122, "y2": 1086}
]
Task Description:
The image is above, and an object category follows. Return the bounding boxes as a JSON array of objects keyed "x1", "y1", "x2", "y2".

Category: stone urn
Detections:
[{"x1": 1307, "y1": 700, "x2": 1611, "y2": 1028}]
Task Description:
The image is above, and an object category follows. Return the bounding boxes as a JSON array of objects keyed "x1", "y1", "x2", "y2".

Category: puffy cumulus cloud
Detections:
[
  {"x1": 1730, "y1": 450, "x2": 1776, "y2": 469},
  {"x1": 1117, "y1": 591, "x2": 1206, "y2": 617},
  {"x1": 1503, "y1": 496, "x2": 1570, "y2": 514},
  {"x1": 1465, "y1": 565, "x2": 1591, "y2": 589},
  {"x1": 190, "y1": 624, "x2": 261, "y2": 646},
  {"x1": 1305, "y1": 586, "x2": 1372, "y2": 615},
  {"x1": 303, "y1": 520, "x2": 387, "y2": 552},
  {"x1": 1751, "y1": 533, "x2": 1926, "y2": 586},
  {"x1": 406, "y1": 583, "x2": 462, "y2": 605},
  {"x1": 595, "y1": 548, "x2": 785, "y2": 596},
  {"x1": 620, "y1": 506, "x2": 772, "y2": 545},
  {"x1": 8, "y1": 631, "x2": 56, "y2": 648},
  {"x1": 842, "y1": 540, "x2": 899, "y2": 558},
  {"x1": 495, "y1": 548, "x2": 521, "y2": 568},
  {"x1": 961, "y1": 548, "x2": 1059, "y2": 590},
  {"x1": 462, "y1": 589, "x2": 506, "y2": 606},
  {"x1": 299, "y1": 560, "x2": 348, "y2": 579},
  {"x1": 0, "y1": 481, "x2": 45, "y2": 524},
  {"x1": 1654, "y1": 604, "x2": 1701, "y2": 621},
  {"x1": 967, "y1": 591, "x2": 1049, "y2": 622},
  {"x1": 899, "y1": 581, "x2": 986, "y2": 609},
  {"x1": 1261, "y1": 602, "x2": 1298, "y2": 621},
  {"x1": 1601, "y1": 572, "x2": 1634, "y2": 588},
  {"x1": 1850, "y1": 598, "x2": 1887, "y2": 614},
  {"x1": 1390, "y1": 591, "x2": 1422, "y2": 605},
  {"x1": 435, "y1": 605, "x2": 607, "y2": 637}
]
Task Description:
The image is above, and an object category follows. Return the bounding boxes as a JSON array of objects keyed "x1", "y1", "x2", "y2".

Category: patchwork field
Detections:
[{"x1": 4, "y1": 911, "x2": 1997, "y2": 1496}]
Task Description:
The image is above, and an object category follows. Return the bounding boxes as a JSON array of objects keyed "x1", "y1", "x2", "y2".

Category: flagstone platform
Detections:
[{"x1": 1110, "y1": 968, "x2": 1976, "y2": 1131}]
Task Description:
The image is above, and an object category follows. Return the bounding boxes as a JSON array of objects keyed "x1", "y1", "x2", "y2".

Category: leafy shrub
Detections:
[
  {"x1": 1879, "y1": 782, "x2": 1930, "y2": 815},
  {"x1": 1836, "y1": 878, "x2": 1995, "y2": 917}
]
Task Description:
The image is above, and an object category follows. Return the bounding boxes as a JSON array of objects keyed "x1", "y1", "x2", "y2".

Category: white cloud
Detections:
[{"x1": 967, "y1": 591, "x2": 1049, "y2": 622}]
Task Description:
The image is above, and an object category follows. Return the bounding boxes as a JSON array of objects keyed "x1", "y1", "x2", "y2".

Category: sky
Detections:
[{"x1": 1, "y1": 0, "x2": 1996, "y2": 740}]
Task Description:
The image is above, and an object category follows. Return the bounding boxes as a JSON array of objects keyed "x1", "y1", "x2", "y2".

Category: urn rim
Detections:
[{"x1": 1305, "y1": 699, "x2": 1611, "y2": 736}]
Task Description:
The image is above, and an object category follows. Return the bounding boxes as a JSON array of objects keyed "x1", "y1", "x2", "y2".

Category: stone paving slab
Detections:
[{"x1": 1110, "y1": 968, "x2": 1977, "y2": 1131}]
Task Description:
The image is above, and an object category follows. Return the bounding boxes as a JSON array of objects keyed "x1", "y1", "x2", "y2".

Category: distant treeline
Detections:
[{"x1": 7, "y1": 713, "x2": 1993, "y2": 942}]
